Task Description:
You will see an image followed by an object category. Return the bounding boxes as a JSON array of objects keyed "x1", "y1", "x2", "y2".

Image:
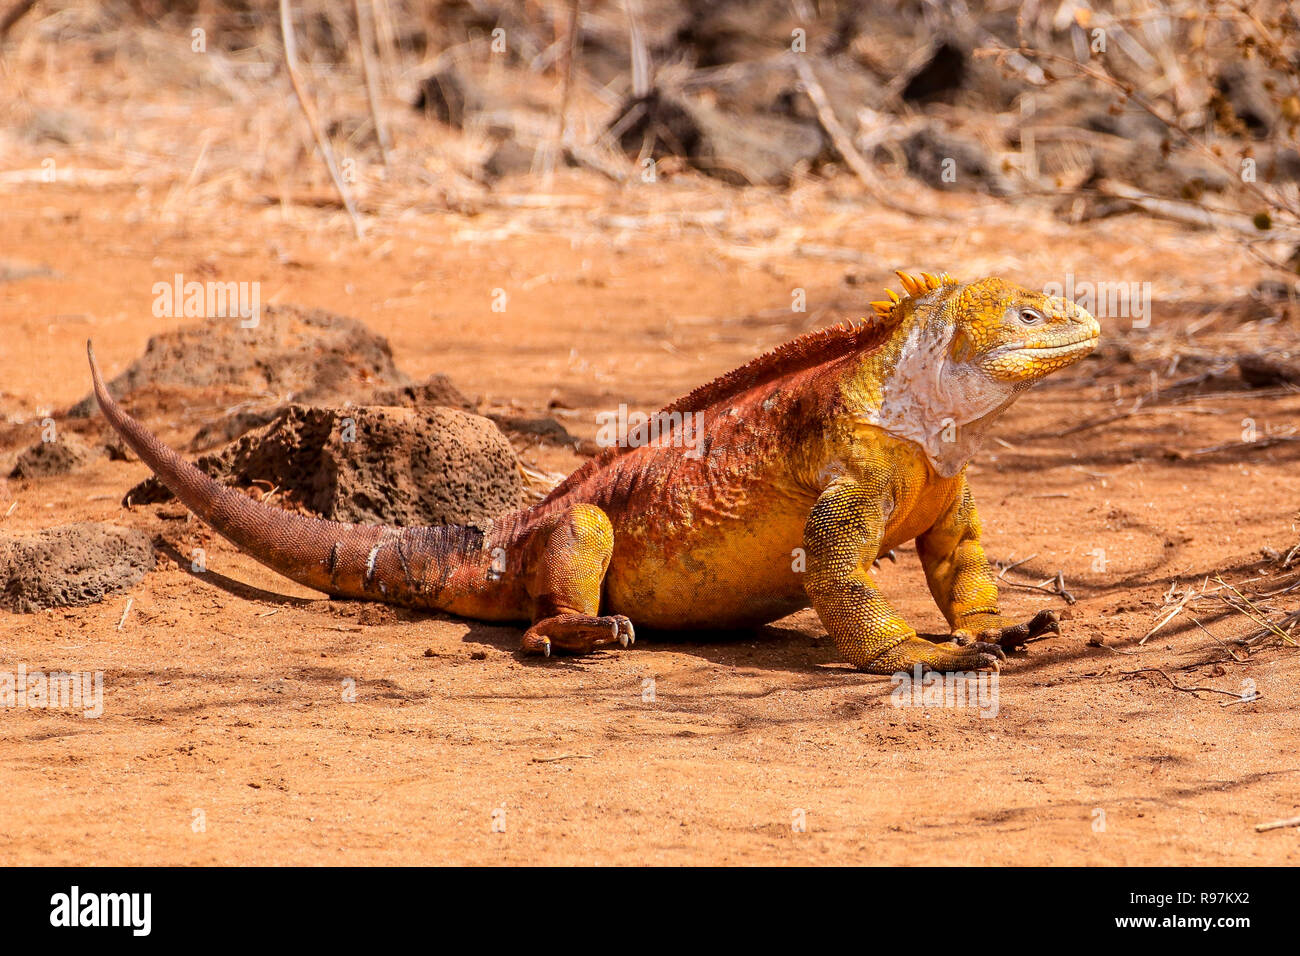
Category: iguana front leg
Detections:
[
  {"x1": 803, "y1": 477, "x2": 1003, "y2": 674},
  {"x1": 916, "y1": 479, "x2": 1060, "y2": 650}
]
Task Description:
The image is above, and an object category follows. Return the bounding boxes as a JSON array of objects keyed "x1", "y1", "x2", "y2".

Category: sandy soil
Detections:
[{"x1": 4, "y1": 133, "x2": 1300, "y2": 864}]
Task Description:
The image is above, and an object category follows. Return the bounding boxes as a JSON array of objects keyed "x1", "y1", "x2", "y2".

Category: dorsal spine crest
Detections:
[{"x1": 870, "y1": 269, "x2": 955, "y2": 319}]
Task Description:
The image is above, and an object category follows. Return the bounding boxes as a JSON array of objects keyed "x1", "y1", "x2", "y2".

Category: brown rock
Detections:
[
  {"x1": 66, "y1": 304, "x2": 409, "y2": 420},
  {"x1": 127, "y1": 404, "x2": 524, "y2": 527},
  {"x1": 9, "y1": 435, "x2": 95, "y2": 479},
  {"x1": 608, "y1": 89, "x2": 824, "y2": 186},
  {"x1": 1238, "y1": 352, "x2": 1300, "y2": 388},
  {"x1": 366, "y1": 374, "x2": 476, "y2": 413},
  {"x1": 0, "y1": 523, "x2": 154, "y2": 613}
]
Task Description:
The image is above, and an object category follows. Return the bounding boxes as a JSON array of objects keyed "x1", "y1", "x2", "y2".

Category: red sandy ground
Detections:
[{"x1": 2, "y1": 170, "x2": 1299, "y2": 865}]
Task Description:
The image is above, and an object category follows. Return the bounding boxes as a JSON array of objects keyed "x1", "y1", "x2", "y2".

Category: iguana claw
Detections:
[
  {"x1": 521, "y1": 613, "x2": 636, "y2": 657},
  {"x1": 956, "y1": 640, "x2": 1006, "y2": 671},
  {"x1": 916, "y1": 638, "x2": 1005, "y2": 673},
  {"x1": 954, "y1": 609, "x2": 1060, "y2": 651}
]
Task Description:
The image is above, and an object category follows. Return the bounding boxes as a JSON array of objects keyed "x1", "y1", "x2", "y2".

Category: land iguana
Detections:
[{"x1": 87, "y1": 272, "x2": 1099, "y2": 674}]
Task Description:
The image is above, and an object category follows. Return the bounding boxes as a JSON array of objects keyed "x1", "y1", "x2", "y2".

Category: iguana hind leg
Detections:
[
  {"x1": 519, "y1": 503, "x2": 635, "y2": 657},
  {"x1": 803, "y1": 477, "x2": 1003, "y2": 674}
]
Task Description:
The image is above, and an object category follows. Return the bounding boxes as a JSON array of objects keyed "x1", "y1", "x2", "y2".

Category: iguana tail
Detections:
[{"x1": 86, "y1": 341, "x2": 507, "y2": 613}]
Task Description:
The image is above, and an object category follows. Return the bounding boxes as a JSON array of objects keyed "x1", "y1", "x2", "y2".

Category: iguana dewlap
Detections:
[{"x1": 88, "y1": 272, "x2": 1099, "y2": 674}]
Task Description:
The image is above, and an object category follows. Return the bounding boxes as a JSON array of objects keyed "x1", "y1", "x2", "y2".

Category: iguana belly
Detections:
[
  {"x1": 594, "y1": 432, "x2": 963, "y2": 631},
  {"x1": 599, "y1": 477, "x2": 814, "y2": 629}
]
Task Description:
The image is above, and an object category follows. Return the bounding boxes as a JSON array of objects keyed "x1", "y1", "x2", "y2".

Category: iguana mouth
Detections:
[{"x1": 993, "y1": 334, "x2": 1099, "y2": 357}]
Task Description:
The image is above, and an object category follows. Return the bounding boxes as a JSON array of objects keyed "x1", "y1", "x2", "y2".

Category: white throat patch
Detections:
[{"x1": 862, "y1": 317, "x2": 1016, "y2": 477}]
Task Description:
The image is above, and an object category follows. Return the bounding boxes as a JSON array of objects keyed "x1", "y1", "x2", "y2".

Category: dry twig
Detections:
[
  {"x1": 279, "y1": 0, "x2": 365, "y2": 239},
  {"x1": 352, "y1": 0, "x2": 392, "y2": 168}
]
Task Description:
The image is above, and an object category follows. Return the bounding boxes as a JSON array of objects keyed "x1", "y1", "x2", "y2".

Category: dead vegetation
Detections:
[{"x1": 3, "y1": 1, "x2": 1299, "y2": 268}]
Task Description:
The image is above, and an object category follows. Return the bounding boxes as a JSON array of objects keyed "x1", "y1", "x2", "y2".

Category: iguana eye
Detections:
[{"x1": 1017, "y1": 308, "x2": 1043, "y2": 326}]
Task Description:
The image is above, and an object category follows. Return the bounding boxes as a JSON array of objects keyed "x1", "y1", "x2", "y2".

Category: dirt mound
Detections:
[
  {"x1": 8, "y1": 435, "x2": 97, "y2": 479},
  {"x1": 66, "y1": 304, "x2": 410, "y2": 419},
  {"x1": 365, "y1": 375, "x2": 475, "y2": 413},
  {"x1": 127, "y1": 405, "x2": 524, "y2": 527},
  {"x1": 0, "y1": 523, "x2": 154, "y2": 613}
]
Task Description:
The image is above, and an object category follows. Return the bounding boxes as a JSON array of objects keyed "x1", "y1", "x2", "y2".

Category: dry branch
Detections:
[
  {"x1": 353, "y1": 0, "x2": 392, "y2": 168},
  {"x1": 279, "y1": 0, "x2": 365, "y2": 239},
  {"x1": 555, "y1": 0, "x2": 581, "y2": 142},
  {"x1": 1121, "y1": 667, "x2": 1246, "y2": 700},
  {"x1": 1096, "y1": 180, "x2": 1286, "y2": 239},
  {"x1": 1255, "y1": 815, "x2": 1300, "y2": 832}
]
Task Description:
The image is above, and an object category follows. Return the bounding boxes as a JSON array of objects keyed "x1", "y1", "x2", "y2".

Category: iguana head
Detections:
[
  {"x1": 872, "y1": 272, "x2": 1100, "y2": 385},
  {"x1": 862, "y1": 271, "x2": 1100, "y2": 476},
  {"x1": 945, "y1": 276, "x2": 1100, "y2": 384}
]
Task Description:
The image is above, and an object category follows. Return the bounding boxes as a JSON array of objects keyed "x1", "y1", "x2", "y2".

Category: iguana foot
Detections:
[
  {"x1": 925, "y1": 639, "x2": 1005, "y2": 673},
  {"x1": 859, "y1": 635, "x2": 1004, "y2": 674},
  {"x1": 952, "y1": 609, "x2": 1060, "y2": 651},
  {"x1": 520, "y1": 614, "x2": 635, "y2": 657}
]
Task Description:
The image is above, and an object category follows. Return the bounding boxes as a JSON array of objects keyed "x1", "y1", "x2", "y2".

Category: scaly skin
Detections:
[{"x1": 87, "y1": 272, "x2": 1099, "y2": 674}]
